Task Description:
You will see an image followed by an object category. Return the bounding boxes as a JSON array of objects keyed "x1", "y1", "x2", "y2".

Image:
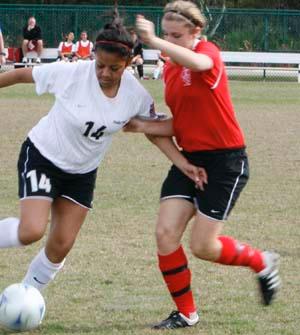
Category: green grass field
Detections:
[{"x1": 0, "y1": 80, "x2": 299, "y2": 335}]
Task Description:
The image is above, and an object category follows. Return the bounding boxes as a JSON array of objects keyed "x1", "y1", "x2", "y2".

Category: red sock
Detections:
[
  {"x1": 158, "y1": 245, "x2": 196, "y2": 318},
  {"x1": 216, "y1": 236, "x2": 265, "y2": 273}
]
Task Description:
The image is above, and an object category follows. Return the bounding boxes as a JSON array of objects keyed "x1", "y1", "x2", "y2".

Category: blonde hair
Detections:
[{"x1": 163, "y1": 0, "x2": 207, "y2": 29}]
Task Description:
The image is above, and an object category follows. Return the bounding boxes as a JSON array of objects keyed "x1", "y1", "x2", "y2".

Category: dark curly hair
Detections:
[{"x1": 95, "y1": 6, "x2": 133, "y2": 59}]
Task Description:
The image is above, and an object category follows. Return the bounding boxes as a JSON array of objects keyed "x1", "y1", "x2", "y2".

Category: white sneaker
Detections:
[
  {"x1": 36, "y1": 58, "x2": 41, "y2": 64},
  {"x1": 258, "y1": 251, "x2": 281, "y2": 305},
  {"x1": 22, "y1": 57, "x2": 28, "y2": 63}
]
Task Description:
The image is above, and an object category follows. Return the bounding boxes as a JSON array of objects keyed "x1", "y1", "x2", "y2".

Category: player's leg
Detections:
[
  {"x1": 22, "y1": 197, "x2": 88, "y2": 291},
  {"x1": 191, "y1": 149, "x2": 280, "y2": 306},
  {"x1": 22, "y1": 166, "x2": 96, "y2": 291},
  {"x1": 152, "y1": 165, "x2": 199, "y2": 330},
  {"x1": 36, "y1": 40, "x2": 43, "y2": 63},
  {"x1": 0, "y1": 138, "x2": 54, "y2": 248},
  {"x1": 136, "y1": 57, "x2": 144, "y2": 79},
  {"x1": 190, "y1": 213, "x2": 280, "y2": 305},
  {"x1": 0, "y1": 198, "x2": 51, "y2": 248},
  {"x1": 22, "y1": 39, "x2": 29, "y2": 62}
]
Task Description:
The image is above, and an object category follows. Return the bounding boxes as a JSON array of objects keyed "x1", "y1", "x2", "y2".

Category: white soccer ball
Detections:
[{"x1": 0, "y1": 283, "x2": 46, "y2": 332}]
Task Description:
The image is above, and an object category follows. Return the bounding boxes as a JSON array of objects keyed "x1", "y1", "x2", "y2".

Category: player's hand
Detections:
[
  {"x1": 181, "y1": 162, "x2": 208, "y2": 191},
  {"x1": 135, "y1": 15, "x2": 156, "y2": 45}
]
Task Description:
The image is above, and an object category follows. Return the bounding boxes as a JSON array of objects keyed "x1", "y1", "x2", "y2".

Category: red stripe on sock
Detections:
[
  {"x1": 158, "y1": 245, "x2": 196, "y2": 317},
  {"x1": 158, "y1": 245, "x2": 188, "y2": 272}
]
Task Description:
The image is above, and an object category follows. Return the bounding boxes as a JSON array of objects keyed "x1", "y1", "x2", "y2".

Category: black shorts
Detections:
[
  {"x1": 17, "y1": 138, "x2": 97, "y2": 209},
  {"x1": 160, "y1": 148, "x2": 249, "y2": 221}
]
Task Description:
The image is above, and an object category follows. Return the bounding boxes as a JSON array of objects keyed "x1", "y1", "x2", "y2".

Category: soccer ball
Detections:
[{"x1": 0, "y1": 283, "x2": 46, "y2": 332}]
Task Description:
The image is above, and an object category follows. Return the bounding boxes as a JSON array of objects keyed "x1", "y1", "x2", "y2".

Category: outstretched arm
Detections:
[
  {"x1": 146, "y1": 134, "x2": 207, "y2": 190},
  {"x1": 135, "y1": 15, "x2": 213, "y2": 72},
  {"x1": 124, "y1": 117, "x2": 174, "y2": 137},
  {"x1": 0, "y1": 68, "x2": 34, "y2": 88}
]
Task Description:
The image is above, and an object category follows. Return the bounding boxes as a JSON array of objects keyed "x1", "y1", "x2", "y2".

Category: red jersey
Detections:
[
  {"x1": 61, "y1": 42, "x2": 73, "y2": 54},
  {"x1": 77, "y1": 41, "x2": 91, "y2": 58},
  {"x1": 164, "y1": 40, "x2": 245, "y2": 152}
]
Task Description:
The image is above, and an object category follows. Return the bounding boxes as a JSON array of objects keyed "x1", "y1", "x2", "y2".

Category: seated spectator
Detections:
[
  {"x1": 57, "y1": 32, "x2": 75, "y2": 62},
  {"x1": 129, "y1": 28, "x2": 144, "y2": 79},
  {"x1": 73, "y1": 31, "x2": 93, "y2": 61},
  {"x1": 0, "y1": 23, "x2": 6, "y2": 65},
  {"x1": 22, "y1": 16, "x2": 43, "y2": 63}
]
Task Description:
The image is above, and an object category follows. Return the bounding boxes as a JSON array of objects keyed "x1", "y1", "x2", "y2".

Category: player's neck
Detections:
[{"x1": 100, "y1": 82, "x2": 120, "y2": 98}]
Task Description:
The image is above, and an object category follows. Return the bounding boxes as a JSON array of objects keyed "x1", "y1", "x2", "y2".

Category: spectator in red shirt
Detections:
[
  {"x1": 73, "y1": 31, "x2": 94, "y2": 61},
  {"x1": 57, "y1": 32, "x2": 75, "y2": 62},
  {"x1": 125, "y1": 0, "x2": 281, "y2": 329}
]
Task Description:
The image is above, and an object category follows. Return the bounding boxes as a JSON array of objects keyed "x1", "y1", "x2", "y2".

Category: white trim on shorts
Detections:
[
  {"x1": 223, "y1": 160, "x2": 245, "y2": 220},
  {"x1": 61, "y1": 195, "x2": 91, "y2": 210},
  {"x1": 160, "y1": 195, "x2": 193, "y2": 202},
  {"x1": 22, "y1": 146, "x2": 30, "y2": 197},
  {"x1": 197, "y1": 208, "x2": 224, "y2": 222},
  {"x1": 20, "y1": 196, "x2": 53, "y2": 202}
]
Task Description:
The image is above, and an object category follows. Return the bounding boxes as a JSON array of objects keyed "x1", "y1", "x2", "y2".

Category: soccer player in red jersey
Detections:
[{"x1": 127, "y1": 0, "x2": 281, "y2": 329}]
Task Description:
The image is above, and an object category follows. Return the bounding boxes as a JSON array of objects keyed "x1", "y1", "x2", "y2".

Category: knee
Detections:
[
  {"x1": 18, "y1": 221, "x2": 46, "y2": 245},
  {"x1": 155, "y1": 223, "x2": 179, "y2": 245},
  {"x1": 190, "y1": 240, "x2": 218, "y2": 261}
]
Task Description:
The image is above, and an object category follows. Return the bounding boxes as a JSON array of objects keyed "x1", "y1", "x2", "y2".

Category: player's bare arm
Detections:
[
  {"x1": 146, "y1": 134, "x2": 207, "y2": 190},
  {"x1": 0, "y1": 68, "x2": 34, "y2": 88},
  {"x1": 124, "y1": 117, "x2": 174, "y2": 136},
  {"x1": 136, "y1": 15, "x2": 213, "y2": 72}
]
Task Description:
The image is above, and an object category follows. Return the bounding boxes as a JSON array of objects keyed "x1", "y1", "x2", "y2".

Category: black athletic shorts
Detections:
[
  {"x1": 160, "y1": 148, "x2": 249, "y2": 221},
  {"x1": 17, "y1": 138, "x2": 97, "y2": 209}
]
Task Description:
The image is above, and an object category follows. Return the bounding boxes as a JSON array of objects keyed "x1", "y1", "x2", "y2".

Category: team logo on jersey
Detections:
[{"x1": 181, "y1": 67, "x2": 191, "y2": 86}]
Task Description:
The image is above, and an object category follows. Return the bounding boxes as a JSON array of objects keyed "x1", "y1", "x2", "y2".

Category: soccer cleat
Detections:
[
  {"x1": 22, "y1": 57, "x2": 28, "y2": 63},
  {"x1": 258, "y1": 251, "x2": 281, "y2": 305},
  {"x1": 152, "y1": 311, "x2": 199, "y2": 330},
  {"x1": 36, "y1": 58, "x2": 41, "y2": 64}
]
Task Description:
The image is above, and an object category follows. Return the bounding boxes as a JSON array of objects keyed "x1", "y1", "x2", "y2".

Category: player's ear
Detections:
[
  {"x1": 125, "y1": 55, "x2": 133, "y2": 67},
  {"x1": 191, "y1": 26, "x2": 201, "y2": 38}
]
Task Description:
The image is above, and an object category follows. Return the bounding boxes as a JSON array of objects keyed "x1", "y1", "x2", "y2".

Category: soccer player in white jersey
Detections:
[{"x1": 0, "y1": 8, "x2": 207, "y2": 296}]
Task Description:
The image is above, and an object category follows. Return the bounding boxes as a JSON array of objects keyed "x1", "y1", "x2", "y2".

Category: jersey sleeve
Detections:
[
  {"x1": 32, "y1": 62, "x2": 75, "y2": 95},
  {"x1": 136, "y1": 89, "x2": 156, "y2": 119},
  {"x1": 195, "y1": 41, "x2": 224, "y2": 88}
]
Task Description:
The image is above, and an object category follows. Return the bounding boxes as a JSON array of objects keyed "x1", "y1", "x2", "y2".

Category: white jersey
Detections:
[{"x1": 29, "y1": 60, "x2": 154, "y2": 173}]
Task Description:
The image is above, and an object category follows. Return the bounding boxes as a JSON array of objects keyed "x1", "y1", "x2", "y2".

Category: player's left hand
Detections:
[
  {"x1": 136, "y1": 15, "x2": 156, "y2": 45},
  {"x1": 181, "y1": 163, "x2": 208, "y2": 191}
]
